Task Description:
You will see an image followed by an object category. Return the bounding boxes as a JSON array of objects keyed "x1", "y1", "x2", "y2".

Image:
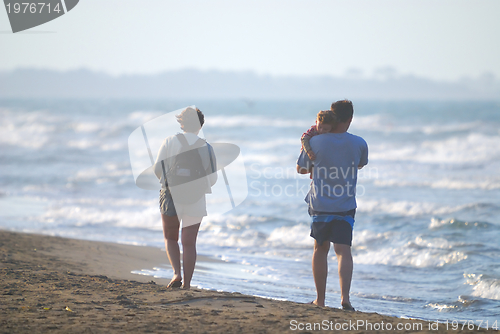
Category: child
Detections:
[{"x1": 301, "y1": 110, "x2": 337, "y2": 161}]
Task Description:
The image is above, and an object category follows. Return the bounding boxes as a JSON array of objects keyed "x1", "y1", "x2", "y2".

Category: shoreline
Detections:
[{"x1": 0, "y1": 229, "x2": 495, "y2": 333}]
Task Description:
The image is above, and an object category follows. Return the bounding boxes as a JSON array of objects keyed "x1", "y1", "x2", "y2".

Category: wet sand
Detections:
[{"x1": 0, "y1": 230, "x2": 495, "y2": 333}]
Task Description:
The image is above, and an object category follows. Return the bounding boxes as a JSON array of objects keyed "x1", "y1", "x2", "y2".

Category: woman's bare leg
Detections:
[
  {"x1": 180, "y1": 220, "x2": 201, "y2": 289},
  {"x1": 162, "y1": 214, "x2": 182, "y2": 284}
]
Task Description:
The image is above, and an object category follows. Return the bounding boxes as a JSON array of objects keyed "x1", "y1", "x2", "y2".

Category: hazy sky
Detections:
[{"x1": 1, "y1": 0, "x2": 499, "y2": 81}]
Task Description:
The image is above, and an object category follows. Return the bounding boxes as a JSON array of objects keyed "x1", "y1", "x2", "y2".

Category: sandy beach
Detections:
[{"x1": 0, "y1": 230, "x2": 496, "y2": 333}]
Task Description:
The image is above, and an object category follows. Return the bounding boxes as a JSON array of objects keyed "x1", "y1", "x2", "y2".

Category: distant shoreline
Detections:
[{"x1": 1, "y1": 68, "x2": 499, "y2": 100}]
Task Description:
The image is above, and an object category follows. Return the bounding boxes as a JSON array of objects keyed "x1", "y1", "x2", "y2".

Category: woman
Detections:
[{"x1": 154, "y1": 107, "x2": 217, "y2": 289}]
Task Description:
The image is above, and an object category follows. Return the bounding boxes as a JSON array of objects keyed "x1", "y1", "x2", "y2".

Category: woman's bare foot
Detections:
[{"x1": 167, "y1": 277, "x2": 182, "y2": 288}]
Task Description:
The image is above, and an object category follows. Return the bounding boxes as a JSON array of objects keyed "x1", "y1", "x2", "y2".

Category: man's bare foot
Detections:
[{"x1": 342, "y1": 303, "x2": 355, "y2": 311}]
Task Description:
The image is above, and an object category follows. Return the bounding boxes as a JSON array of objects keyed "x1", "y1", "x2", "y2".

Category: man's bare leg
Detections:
[
  {"x1": 162, "y1": 214, "x2": 182, "y2": 285},
  {"x1": 180, "y1": 221, "x2": 201, "y2": 289},
  {"x1": 334, "y1": 243, "x2": 353, "y2": 308},
  {"x1": 312, "y1": 240, "x2": 330, "y2": 306}
]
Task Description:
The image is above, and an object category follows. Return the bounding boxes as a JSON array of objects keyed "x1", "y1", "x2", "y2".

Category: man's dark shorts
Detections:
[{"x1": 309, "y1": 208, "x2": 356, "y2": 246}]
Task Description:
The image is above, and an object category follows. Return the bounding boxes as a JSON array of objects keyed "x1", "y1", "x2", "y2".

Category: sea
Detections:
[{"x1": 1, "y1": 99, "x2": 499, "y2": 325}]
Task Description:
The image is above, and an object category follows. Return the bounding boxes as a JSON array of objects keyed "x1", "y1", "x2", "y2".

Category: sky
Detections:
[{"x1": 1, "y1": 0, "x2": 499, "y2": 81}]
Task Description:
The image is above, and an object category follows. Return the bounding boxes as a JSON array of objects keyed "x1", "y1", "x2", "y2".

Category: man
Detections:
[{"x1": 296, "y1": 100, "x2": 368, "y2": 310}]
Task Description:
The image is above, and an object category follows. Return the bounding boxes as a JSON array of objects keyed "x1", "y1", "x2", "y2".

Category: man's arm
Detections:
[
  {"x1": 297, "y1": 164, "x2": 312, "y2": 174},
  {"x1": 296, "y1": 149, "x2": 313, "y2": 174},
  {"x1": 358, "y1": 139, "x2": 369, "y2": 170}
]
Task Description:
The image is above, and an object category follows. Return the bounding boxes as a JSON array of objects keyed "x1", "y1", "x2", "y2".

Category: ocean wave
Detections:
[
  {"x1": 429, "y1": 217, "x2": 493, "y2": 230},
  {"x1": 72, "y1": 122, "x2": 102, "y2": 133},
  {"x1": 0, "y1": 109, "x2": 57, "y2": 148},
  {"x1": 351, "y1": 114, "x2": 484, "y2": 135},
  {"x1": 72, "y1": 164, "x2": 132, "y2": 181},
  {"x1": 353, "y1": 230, "x2": 468, "y2": 268},
  {"x1": 466, "y1": 273, "x2": 500, "y2": 301},
  {"x1": 370, "y1": 133, "x2": 500, "y2": 164},
  {"x1": 244, "y1": 138, "x2": 298, "y2": 150},
  {"x1": 38, "y1": 203, "x2": 162, "y2": 231},
  {"x1": 205, "y1": 113, "x2": 485, "y2": 137},
  {"x1": 200, "y1": 229, "x2": 267, "y2": 248},
  {"x1": 373, "y1": 178, "x2": 500, "y2": 190},
  {"x1": 356, "y1": 293, "x2": 418, "y2": 303},
  {"x1": 426, "y1": 303, "x2": 460, "y2": 312},
  {"x1": 199, "y1": 217, "x2": 314, "y2": 250},
  {"x1": 243, "y1": 153, "x2": 297, "y2": 166},
  {"x1": 128, "y1": 111, "x2": 163, "y2": 124},
  {"x1": 0, "y1": 108, "x2": 158, "y2": 150},
  {"x1": 354, "y1": 245, "x2": 468, "y2": 268},
  {"x1": 266, "y1": 224, "x2": 313, "y2": 248},
  {"x1": 356, "y1": 199, "x2": 471, "y2": 217},
  {"x1": 205, "y1": 115, "x2": 310, "y2": 128}
]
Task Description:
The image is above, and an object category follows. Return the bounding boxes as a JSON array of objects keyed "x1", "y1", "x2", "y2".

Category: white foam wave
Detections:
[
  {"x1": 55, "y1": 197, "x2": 156, "y2": 207},
  {"x1": 373, "y1": 178, "x2": 500, "y2": 190},
  {"x1": 243, "y1": 153, "x2": 296, "y2": 166},
  {"x1": 354, "y1": 231, "x2": 467, "y2": 268},
  {"x1": 246, "y1": 266, "x2": 281, "y2": 281},
  {"x1": 39, "y1": 204, "x2": 162, "y2": 230},
  {"x1": 426, "y1": 303, "x2": 459, "y2": 311},
  {"x1": 128, "y1": 111, "x2": 163, "y2": 124},
  {"x1": 0, "y1": 110, "x2": 56, "y2": 148},
  {"x1": 351, "y1": 114, "x2": 481, "y2": 135},
  {"x1": 466, "y1": 273, "x2": 500, "y2": 300},
  {"x1": 431, "y1": 179, "x2": 500, "y2": 190},
  {"x1": 357, "y1": 199, "x2": 470, "y2": 217},
  {"x1": 200, "y1": 216, "x2": 314, "y2": 250},
  {"x1": 473, "y1": 281, "x2": 500, "y2": 300},
  {"x1": 73, "y1": 122, "x2": 102, "y2": 133},
  {"x1": 71, "y1": 164, "x2": 132, "y2": 182},
  {"x1": 267, "y1": 224, "x2": 313, "y2": 248},
  {"x1": 0, "y1": 108, "x2": 139, "y2": 150},
  {"x1": 429, "y1": 217, "x2": 490, "y2": 229},
  {"x1": 370, "y1": 133, "x2": 500, "y2": 164},
  {"x1": 200, "y1": 229, "x2": 266, "y2": 248},
  {"x1": 206, "y1": 115, "x2": 310, "y2": 128},
  {"x1": 244, "y1": 138, "x2": 298, "y2": 150},
  {"x1": 354, "y1": 245, "x2": 467, "y2": 268}
]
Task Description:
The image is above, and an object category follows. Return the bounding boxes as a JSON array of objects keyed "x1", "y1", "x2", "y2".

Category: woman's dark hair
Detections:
[{"x1": 176, "y1": 107, "x2": 205, "y2": 132}]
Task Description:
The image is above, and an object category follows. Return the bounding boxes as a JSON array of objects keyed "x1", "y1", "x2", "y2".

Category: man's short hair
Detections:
[
  {"x1": 317, "y1": 110, "x2": 337, "y2": 126},
  {"x1": 176, "y1": 107, "x2": 205, "y2": 132},
  {"x1": 330, "y1": 100, "x2": 353, "y2": 122}
]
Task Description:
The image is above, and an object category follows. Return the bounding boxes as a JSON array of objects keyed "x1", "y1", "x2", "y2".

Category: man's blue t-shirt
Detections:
[{"x1": 297, "y1": 132, "x2": 368, "y2": 213}]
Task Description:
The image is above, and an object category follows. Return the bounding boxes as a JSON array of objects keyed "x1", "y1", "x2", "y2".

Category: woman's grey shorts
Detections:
[{"x1": 159, "y1": 188, "x2": 207, "y2": 217}]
